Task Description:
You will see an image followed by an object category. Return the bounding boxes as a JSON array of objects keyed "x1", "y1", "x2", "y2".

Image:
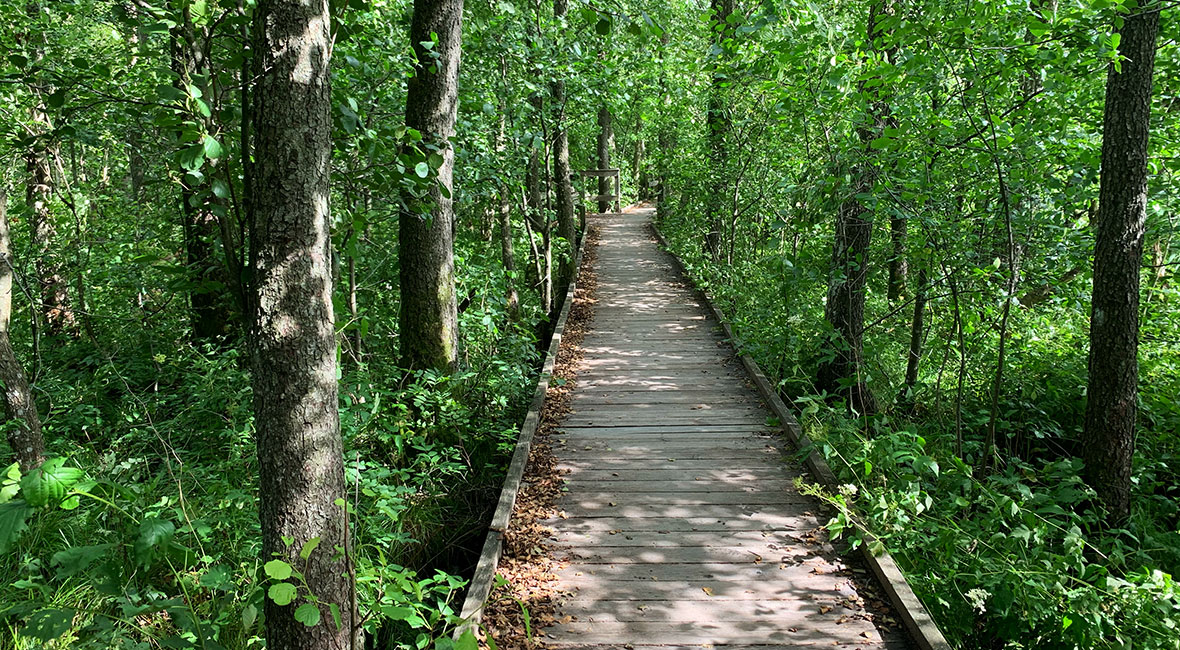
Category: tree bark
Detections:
[
  {"x1": 499, "y1": 185, "x2": 520, "y2": 322},
  {"x1": 596, "y1": 105, "x2": 613, "y2": 213},
  {"x1": 887, "y1": 215, "x2": 907, "y2": 301},
  {"x1": 399, "y1": 0, "x2": 463, "y2": 372},
  {"x1": 1083, "y1": 1, "x2": 1160, "y2": 523},
  {"x1": 898, "y1": 267, "x2": 927, "y2": 409},
  {"x1": 704, "y1": 0, "x2": 734, "y2": 260},
  {"x1": 250, "y1": 1, "x2": 357, "y2": 648},
  {"x1": 172, "y1": 14, "x2": 231, "y2": 342},
  {"x1": 527, "y1": 145, "x2": 552, "y2": 315},
  {"x1": 23, "y1": 0, "x2": 73, "y2": 337},
  {"x1": 551, "y1": 0, "x2": 577, "y2": 294},
  {"x1": 0, "y1": 188, "x2": 45, "y2": 473},
  {"x1": 816, "y1": 0, "x2": 893, "y2": 416}
]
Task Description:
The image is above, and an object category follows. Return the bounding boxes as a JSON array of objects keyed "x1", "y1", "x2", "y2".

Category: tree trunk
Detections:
[
  {"x1": 551, "y1": 0, "x2": 577, "y2": 294},
  {"x1": 527, "y1": 146, "x2": 552, "y2": 315},
  {"x1": 633, "y1": 113, "x2": 647, "y2": 200},
  {"x1": 0, "y1": 188, "x2": 45, "y2": 473},
  {"x1": 499, "y1": 185, "x2": 519, "y2": 322},
  {"x1": 898, "y1": 267, "x2": 927, "y2": 409},
  {"x1": 250, "y1": 1, "x2": 357, "y2": 648},
  {"x1": 399, "y1": 0, "x2": 463, "y2": 372},
  {"x1": 1083, "y1": 1, "x2": 1160, "y2": 523},
  {"x1": 596, "y1": 105, "x2": 613, "y2": 213},
  {"x1": 887, "y1": 215, "x2": 907, "y2": 301},
  {"x1": 704, "y1": 0, "x2": 734, "y2": 261},
  {"x1": 816, "y1": 1, "x2": 893, "y2": 416},
  {"x1": 171, "y1": 16, "x2": 231, "y2": 342}
]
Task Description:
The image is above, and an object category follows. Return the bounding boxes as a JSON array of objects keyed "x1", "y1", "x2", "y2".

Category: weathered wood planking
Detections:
[
  {"x1": 538, "y1": 208, "x2": 913, "y2": 650},
  {"x1": 652, "y1": 215, "x2": 952, "y2": 650}
]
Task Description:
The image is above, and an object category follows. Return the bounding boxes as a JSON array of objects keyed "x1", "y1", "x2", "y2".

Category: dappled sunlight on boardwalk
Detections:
[{"x1": 540, "y1": 206, "x2": 910, "y2": 649}]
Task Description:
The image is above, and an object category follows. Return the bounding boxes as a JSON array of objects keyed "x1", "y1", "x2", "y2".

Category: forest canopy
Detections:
[{"x1": 0, "y1": 0, "x2": 1177, "y2": 649}]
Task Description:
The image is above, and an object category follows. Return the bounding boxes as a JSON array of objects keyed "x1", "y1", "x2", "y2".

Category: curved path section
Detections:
[{"x1": 542, "y1": 207, "x2": 909, "y2": 649}]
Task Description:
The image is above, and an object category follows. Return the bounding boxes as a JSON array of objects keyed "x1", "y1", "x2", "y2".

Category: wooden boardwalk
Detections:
[{"x1": 541, "y1": 207, "x2": 908, "y2": 649}]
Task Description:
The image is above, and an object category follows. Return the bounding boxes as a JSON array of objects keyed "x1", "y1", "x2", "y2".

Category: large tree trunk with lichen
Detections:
[
  {"x1": 1083, "y1": 2, "x2": 1160, "y2": 524},
  {"x1": 399, "y1": 0, "x2": 462, "y2": 372},
  {"x1": 250, "y1": 1, "x2": 358, "y2": 648},
  {"x1": 0, "y1": 188, "x2": 44, "y2": 473}
]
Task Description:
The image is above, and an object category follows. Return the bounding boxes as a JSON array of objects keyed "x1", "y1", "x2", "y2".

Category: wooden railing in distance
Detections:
[{"x1": 577, "y1": 168, "x2": 621, "y2": 215}]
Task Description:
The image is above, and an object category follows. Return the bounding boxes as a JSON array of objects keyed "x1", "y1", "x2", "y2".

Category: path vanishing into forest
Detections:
[{"x1": 535, "y1": 206, "x2": 911, "y2": 649}]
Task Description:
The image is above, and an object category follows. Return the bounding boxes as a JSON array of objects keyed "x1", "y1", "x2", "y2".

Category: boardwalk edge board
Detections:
[
  {"x1": 453, "y1": 214, "x2": 594, "y2": 641},
  {"x1": 651, "y1": 221, "x2": 953, "y2": 650}
]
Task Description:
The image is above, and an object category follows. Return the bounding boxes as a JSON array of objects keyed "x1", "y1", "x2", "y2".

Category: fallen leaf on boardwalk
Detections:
[
  {"x1": 702, "y1": 587, "x2": 715, "y2": 596},
  {"x1": 608, "y1": 501, "x2": 617, "y2": 507},
  {"x1": 819, "y1": 605, "x2": 833, "y2": 614}
]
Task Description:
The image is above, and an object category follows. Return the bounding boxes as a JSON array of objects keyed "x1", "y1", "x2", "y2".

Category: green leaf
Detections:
[
  {"x1": 24, "y1": 608, "x2": 73, "y2": 641},
  {"x1": 454, "y1": 630, "x2": 478, "y2": 650},
  {"x1": 9, "y1": 54, "x2": 28, "y2": 69},
  {"x1": 211, "y1": 179, "x2": 230, "y2": 199},
  {"x1": 1, "y1": 463, "x2": 20, "y2": 503},
  {"x1": 382, "y1": 605, "x2": 416, "y2": 621},
  {"x1": 299, "y1": 537, "x2": 321, "y2": 561},
  {"x1": 156, "y1": 84, "x2": 185, "y2": 102},
  {"x1": 0, "y1": 500, "x2": 30, "y2": 553},
  {"x1": 199, "y1": 565, "x2": 233, "y2": 591},
  {"x1": 47, "y1": 89, "x2": 66, "y2": 109},
  {"x1": 294, "y1": 602, "x2": 321, "y2": 627},
  {"x1": 179, "y1": 144, "x2": 205, "y2": 172},
  {"x1": 264, "y1": 559, "x2": 293, "y2": 580},
  {"x1": 268, "y1": 582, "x2": 298, "y2": 606},
  {"x1": 596, "y1": 17, "x2": 611, "y2": 35},
  {"x1": 428, "y1": 152, "x2": 444, "y2": 170},
  {"x1": 241, "y1": 604, "x2": 257, "y2": 631},
  {"x1": 414, "y1": 162, "x2": 430, "y2": 178},
  {"x1": 21, "y1": 458, "x2": 84, "y2": 507},
  {"x1": 51, "y1": 544, "x2": 114, "y2": 578},
  {"x1": 202, "y1": 135, "x2": 223, "y2": 160},
  {"x1": 135, "y1": 517, "x2": 176, "y2": 566},
  {"x1": 329, "y1": 602, "x2": 342, "y2": 630}
]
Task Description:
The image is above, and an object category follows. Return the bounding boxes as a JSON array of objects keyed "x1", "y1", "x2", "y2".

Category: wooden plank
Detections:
[
  {"x1": 553, "y1": 597, "x2": 878, "y2": 623},
  {"x1": 554, "y1": 571, "x2": 838, "y2": 600},
  {"x1": 652, "y1": 219, "x2": 946, "y2": 650},
  {"x1": 544, "y1": 643, "x2": 911, "y2": 650},
  {"x1": 570, "y1": 394, "x2": 756, "y2": 405},
  {"x1": 542, "y1": 620, "x2": 889, "y2": 645},
  {"x1": 554, "y1": 503, "x2": 812, "y2": 520},
  {"x1": 552, "y1": 599, "x2": 879, "y2": 631},
  {"x1": 557, "y1": 423, "x2": 775, "y2": 433},
  {"x1": 556, "y1": 491, "x2": 809, "y2": 507},
  {"x1": 561, "y1": 546, "x2": 819, "y2": 565},
  {"x1": 543, "y1": 515, "x2": 823, "y2": 534},
  {"x1": 556, "y1": 441, "x2": 778, "y2": 455},
  {"x1": 561, "y1": 468, "x2": 796, "y2": 481},
  {"x1": 556, "y1": 479, "x2": 798, "y2": 493},
  {"x1": 553, "y1": 560, "x2": 831, "y2": 582}
]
